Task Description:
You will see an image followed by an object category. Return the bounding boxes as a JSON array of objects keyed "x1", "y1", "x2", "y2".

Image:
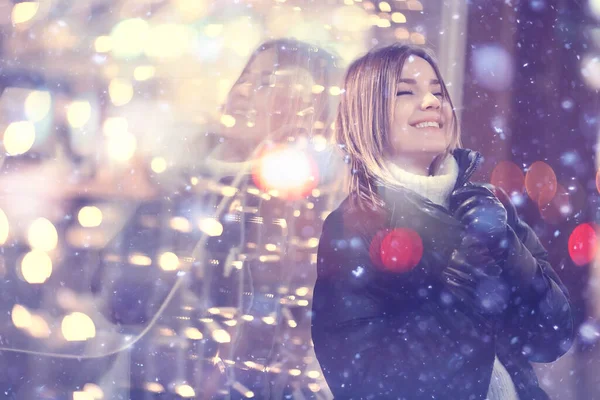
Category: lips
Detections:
[{"x1": 413, "y1": 121, "x2": 440, "y2": 129}]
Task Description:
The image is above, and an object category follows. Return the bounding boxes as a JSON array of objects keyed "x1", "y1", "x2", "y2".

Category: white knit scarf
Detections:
[{"x1": 385, "y1": 153, "x2": 459, "y2": 209}]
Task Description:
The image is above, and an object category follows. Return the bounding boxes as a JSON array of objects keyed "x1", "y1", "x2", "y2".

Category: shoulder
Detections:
[{"x1": 322, "y1": 195, "x2": 388, "y2": 242}]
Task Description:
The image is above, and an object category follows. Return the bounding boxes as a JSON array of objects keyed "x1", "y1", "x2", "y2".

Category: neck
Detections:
[{"x1": 389, "y1": 152, "x2": 439, "y2": 176}]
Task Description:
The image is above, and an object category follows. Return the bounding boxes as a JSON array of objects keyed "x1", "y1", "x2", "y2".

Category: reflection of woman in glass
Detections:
[
  {"x1": 197, "y1": 39, "x2": 343, "y2": 399},
  {"x1": 311, "y1": 44, "x2": 573, "y2": 400}
]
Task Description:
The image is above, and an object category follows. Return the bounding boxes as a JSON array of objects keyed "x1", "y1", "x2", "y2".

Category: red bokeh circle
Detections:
[{"x1": 568, "y1": 223, "x2": 598, "y2": 267}]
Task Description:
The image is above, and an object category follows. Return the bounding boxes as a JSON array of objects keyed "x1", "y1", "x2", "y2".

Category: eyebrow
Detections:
[{"x1": 398, "y1": 78, "x2": 441, "y2": 85}]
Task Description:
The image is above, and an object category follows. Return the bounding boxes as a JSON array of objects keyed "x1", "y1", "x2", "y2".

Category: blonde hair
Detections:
[{"x1": 336, "y1": 43, "x2": 462, "y2": 210}]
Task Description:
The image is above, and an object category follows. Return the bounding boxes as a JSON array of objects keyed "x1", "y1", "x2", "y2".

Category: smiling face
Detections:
[{"x1": 389, "y1": 56, "x2": 453, "y2": 159}]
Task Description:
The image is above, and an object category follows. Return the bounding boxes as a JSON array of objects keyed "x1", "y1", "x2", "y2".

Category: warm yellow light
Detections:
[
  {"x1": 11, "y1": 2, "x2": 39, "y2": 25},
  {"x1": 82, "y1": 383, "x2": 104, "y2": 399},
  {"x1": 24, "y1": 90, "x2": 51, "y2": 122},
  {"x1": 392, "y1": 12, "x2": 407, "y2": 23},
  {"x1": 173, "y1": 0, "x2": 208, "y2": 21},
  {"x1": 67, "y1": 100, "x2": 92, "y2": 128},
  {"x1": 103, "y1": 117, "x2": 128, "y2": 136},
  {"x1": 311, "y1": 84, "x2": 325, "y2": 94},
  {"x1": 212, "y1": 329, "x2": 231, "y2": 343},
  {"x1": 295, "y1": 287, "x2": 309, "y2": 296},
  {"x1": 204, "y1": 24, "x2": 223, "y2": 37},
  {"x1": 134, "y1": 65, "x2": 155, "y2": 81},
  {"x1": 11, "y1": 304, "x2": 31, "y2": 329},
  {"x1": 175, "y1": 384, "x2": 195, "y2": 398},
  {"x1": 379, "y1": 1, "x2": 391, "y2": 12},
  {"x1": 0, "y1": 208, "x2": 8, "y2": 245},
  {"x1": 73, "y1": 391, "x2": 94, "y2": 400},
  {"x1": 94, "y1": 35, "x2": 112, "y2": 53},
  {"x1": 129, "y1": 253, "x2": 152, "y2": 266},
  {"x1": 220, "y1": 114, "x2": 236, "y2": 128},
  {"x1": 151, "y1": 157, "x2": 167, "y2": 173},
  {"x1": 242, "y1": 314, "x2": 254, "y2": 321},
  {"x1": 109, "y1": 79, "x2": 134, "y2": 107},
  {"x1": 184, "y1": 327, "x2": 203, "y2": 340},
  {"x1": 78, "y1": 206, "x2": 103, "y2": 228},
  {"x1": 376, "y1": 18, "x2": 391, "y2": 28},
  {"x1": 289, "y1": 369, "x2": 302, "y2": 376},
  {"x1": 311, "y1": 134, "x2": 328, "y2": 152},
  {"x1": 106, "y1": 131, "x2": 137, "y2": 162},
  {"x1": 169, "y1": 217, "x2": 192, "y2": 232},
  {"x1": 145, "y1": 382, "x2": 165, "y2": 393},
  {"x1": 4, "y1": 121, "x2": 36, "y2": 156},
  {"x1": 328, "y1": 86, "x2": 342, "y2": 96},
  {"x1": 307, "y1": 370, "x2": 321, "y2": 379},
  {"x1": 145, "y1": 24, "x2": 193, "y2": 59},
  {"x1": 61, "y1": 312, "x2": 96, "y2": 341},
  {"x1": 198, "y1": 218, "x2": 223, "y2": 237},
  {"x1": 262, "y1": 316, "x2": 276, "y2": 325},
  {"x1": 297, "y1": 299, "x2": 309, "y2": 306},
  {"x1": 28, "y1": 218, "x2": 58, "y2": 251},
  {"x1": 29, "y1": 315, "x2": 50, "y2": 338},
  {"x1": 21, "y1": 250, "x2": 52, "y2": 284},
  {"x1": 110, "y1": 18, "x2": 149, "y2": 59},
  {"x1": 159, "y1": 251, "x2": 179, "y2": 271}
]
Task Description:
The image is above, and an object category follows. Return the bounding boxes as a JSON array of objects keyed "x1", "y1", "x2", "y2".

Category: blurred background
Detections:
[{"x1": 0, "y1": 0, "x2": 598, "y2": 399}]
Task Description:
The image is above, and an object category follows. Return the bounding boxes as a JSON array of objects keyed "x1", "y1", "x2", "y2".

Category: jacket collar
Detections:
[{"x1": 451, "y1": 148, "x2": 483, "y2": 190}]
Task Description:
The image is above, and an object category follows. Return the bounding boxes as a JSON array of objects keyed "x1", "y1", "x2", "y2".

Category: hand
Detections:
[
  {"x1": 443, "y1": 234, "x2": 509, "y2": 316},
  {"x1": 450, "y1": 185, "x2": 508, "y2": 258}
]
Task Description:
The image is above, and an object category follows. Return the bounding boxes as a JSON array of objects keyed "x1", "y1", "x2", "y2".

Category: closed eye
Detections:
[{"x1": 396, "y1": 91, "x2": 413, "y2": 96}]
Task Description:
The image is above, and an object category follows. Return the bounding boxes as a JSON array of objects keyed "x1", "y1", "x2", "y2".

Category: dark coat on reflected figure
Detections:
[{"x1": 311, "y1": 148, "x2": 573, "y2": 400}]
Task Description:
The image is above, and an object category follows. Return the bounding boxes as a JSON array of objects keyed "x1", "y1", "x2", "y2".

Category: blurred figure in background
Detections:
[{"x1": 194, "y1": 38, "x2": 344, "y2": 398}]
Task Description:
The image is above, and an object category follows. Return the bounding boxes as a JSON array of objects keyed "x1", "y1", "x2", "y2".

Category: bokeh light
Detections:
[
  {"x1": 108, "y1": 78, "x2": 134, "y2": 106},
  {"x1": 106, "y1": 131, "x2": 137, "y2": 162},
  {"x1": 371, "y1": 228, "x2": 423, "y2": 273},
  {"x1": 21, "y1": 250, "x2": 53, "y2": 284},
  {"x1": 568, "y1": 223, "x2": 597, "y2": 266},
  {"x1": 61, "y1": 312, "x2": 96, "y2": 341},
  {"x1": 4, "y1": 121, "x2": 36, "y2": 156},
  {"x1": 78, "y1": 206, "x2": 103, "y2": 228},
  {"x1": 24, "y1": 90, "x2": 51, "y2": 122},
  {"x1": 525, "y1": 161, "x2": 557, "y2": 205},
  {"x1": 539, "y1": 183, "x2": 572, "y2": 225},
  {"x1": 11, "y1": 304, "x2": 32, "y2": 329},
  {"x1": 471, "y1": 45, "x2": 514, "y2": 91},
  {"x1": 490, "y1": 160, "x2": 525, "y2": 196},
  {"x1": 67, "y1": 100, "x2": 92, "y2": 129},
  {"x1": 581, "y1": 54, "x2": 600, "y2": 89},
  {"x1": 158, "y1": 251, "x2": 179, "y2": 271},
  {"x1": 27, "y1": 218, "x2": 58, "y2": 251},
  {"x1": 11, "y1": 2, "x2": 39, "y2": 25},
  {"x1": 110, "y1": 18, "x2": 149, "y2": 59},
  {"x1": 151, "y1": 157, "x2": 168, "y2": 173},
  {"x1": 175, "y1": 384, "x2": 196, "y2": 398},
  {"x1": 252, "y1": 144, "x2": 318, "y2": 200},
  {"x1": 0, "y1": 208, "x2": 8, "y2": 245}
]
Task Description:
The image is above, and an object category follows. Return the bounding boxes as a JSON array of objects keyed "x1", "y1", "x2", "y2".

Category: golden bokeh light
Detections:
[
  {"x1": 78, "y1": 206, "x2": 103, "y2": 228},
  {"x1": 151, "y1": 157, "x2": 167, "y2": 173},
  {"x1": 184, "y1": 327, "x2": 204, "y2": 340},
  {"x1": 175, "y1": 384, "x2": 196, "y2": 398},
  {"x1": 29, "y1": 315, "x2": 51, "y2": 338},
  {"x1": 67, "y1": 100, "x2": 92, "y2": 128},
  {"x1": 145, "y1": 24, "x2": 193, "y2": 59},
  {"x1": 24, "y1": 90, "x2": 51, "y2": 122},
  {"x1": 110, "y1": 18, "x2": 149, "y2": 59},
  {"x1": 129, "y1": 253, "x2": 152, "y2": 266},
  {"x1": 158, "y1": 251, "x2": 179, "y2": 271},
  {"x1": 4, "y1": 121, "x2": 36, "y2": 156},
  {"x1": 0, "y1": 208, "x2": 8, "y2": 245},
  {"x1": 106, "y1": 131, "x2": 137, "y2": 162},
  {"x1": 220, "y1": 114, "x2": 236, "y2": 128},
  {"x1": 11, "y1": 2, "x2": 39, "y2": 25},
  {"x1": 109, "y1": 78, "x2": 134, "y2": 106},
  {"x1": 103, "y1": 117, "x2": 128, "y2": 136},
  {"x1": 198, "y1": 218, "x2": 224, "y2": 237},
  {"x1": 212, "y1": 328, "x2": 231, "y2": 343},
  {"x1": 61, "y1": 312, "x2": 96, "y2": 341},
  {"x1": 94, "y1": 35, "x2": 112, "y2": 53},
  {"x1": 11, "y1": 304, "x2": 32, "y2": 329},
  {"x1": 134, "y1": 65, "x2": 156, "y2": 81},
  {"x1": 21, "y1": 250, "x2": 53, "y2": 284},
  {"x1": 27, "y1": 218, "x2": 58, "y2": 251}
]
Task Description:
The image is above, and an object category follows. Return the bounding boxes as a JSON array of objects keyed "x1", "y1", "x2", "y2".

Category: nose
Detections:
[{"x1": 420, "y1": 92, "x2": 441, "y2": 110}]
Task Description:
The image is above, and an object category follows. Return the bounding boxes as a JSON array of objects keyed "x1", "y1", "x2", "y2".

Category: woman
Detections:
[
  {"x1": 193, "y1": 38, "x2": 344, "y2": 398},
  {"x1": 311, "y1": 44, "x2": 573, "y2": 399}
]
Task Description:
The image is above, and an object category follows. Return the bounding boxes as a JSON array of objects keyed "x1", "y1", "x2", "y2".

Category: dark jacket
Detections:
[{"x1": 311, "y1": 148, "x2": 573, "y2": 400}]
